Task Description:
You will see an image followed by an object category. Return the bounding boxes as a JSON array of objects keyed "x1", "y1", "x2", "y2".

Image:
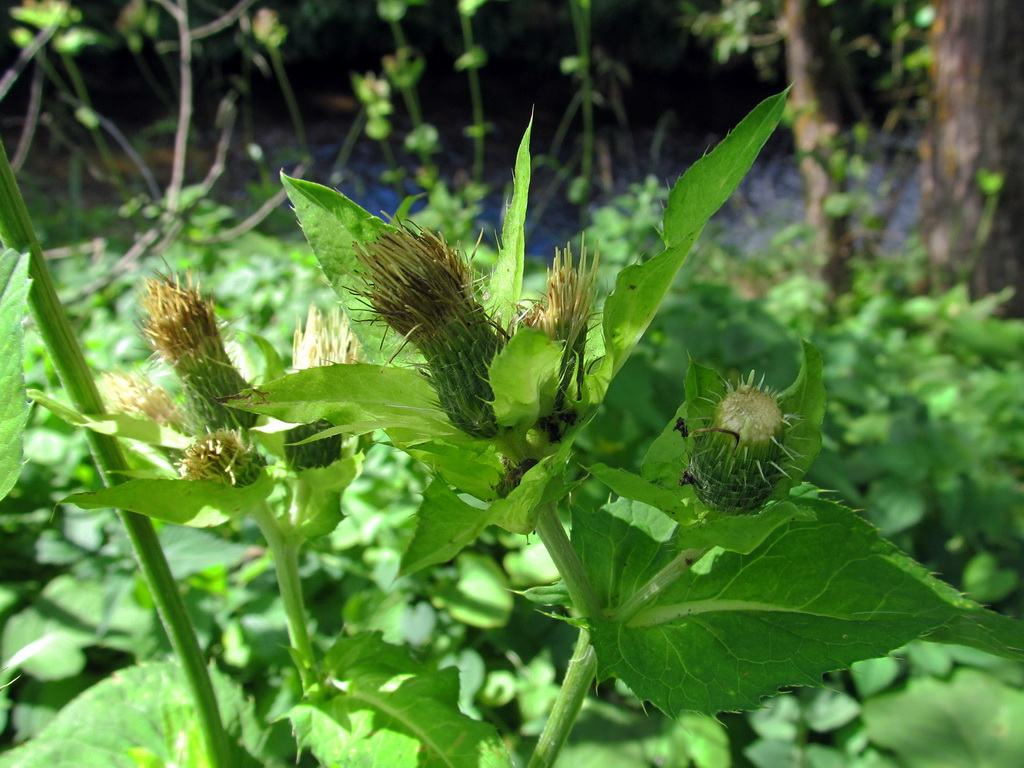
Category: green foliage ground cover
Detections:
[{"x1": 2, "y1": 93, "x2": 1024, "y2": 768}]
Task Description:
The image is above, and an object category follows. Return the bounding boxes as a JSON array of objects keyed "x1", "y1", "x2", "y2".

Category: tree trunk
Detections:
[
  {"x1": 920, "y1": 0, "x2": 1024, "y2": 316},
  {"x1": 783, "y1": 0, "x2": 853, "y2": 295}
]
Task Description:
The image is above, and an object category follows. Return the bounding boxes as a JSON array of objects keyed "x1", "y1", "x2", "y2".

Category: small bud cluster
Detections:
[
  {"x1": 684, "y1": 373, "x2": 795, "y2": 514},
  {"x1": 178, "y1": 430, "x2": 263, "y2": 487},
  {"x1": 101, "y1": 368, "x2": 183, "y2": 429}
]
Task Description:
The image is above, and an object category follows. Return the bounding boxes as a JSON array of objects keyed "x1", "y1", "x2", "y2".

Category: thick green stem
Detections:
[
  {"x1": 249, "y1": 502, "x2": 319, "y2": 692},
  {"x1": 0, "y1": 137, "x2": 233, "y2": 768},
  {"x1": 534, "y1": 503, "x2": 602, "y2": 620},
  {"x1": 608, "y1": 546, "x2": 710, "y2": 624},
  {"x1": 527, "y1": 627, "x2": 596, "y2": 768}
]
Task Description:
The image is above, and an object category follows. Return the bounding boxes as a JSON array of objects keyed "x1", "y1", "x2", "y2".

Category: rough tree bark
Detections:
[
  {"x1": 920, "y1": 0, "x2": 1024, "y2": 316},
  {"x1": 783, "y1": 0, "x2": 853, "y2": 295}
]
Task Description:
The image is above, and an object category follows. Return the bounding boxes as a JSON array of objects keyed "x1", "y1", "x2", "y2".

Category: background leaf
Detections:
[
  {"x1": 402, "y1": 480, "x2": 492, "y2": 574},
  {"x1": 0, "y1": 249, "x2": 30, "y2": 502}
]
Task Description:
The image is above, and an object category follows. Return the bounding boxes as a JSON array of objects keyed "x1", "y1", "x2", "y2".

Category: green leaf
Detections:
[
  {"x1": 590, "y1": 90, "x2": 787, "y2": 398},
  {"x1": 293, "y1": 453, "x2": 363, "y2": 540},
  {"x1": 224, "y1": 363, "x2": 457, "y2": 441},
  {"x1": 923, "y1": 610, "x2": 1024, "y2": 661},
  {"x1": 0, "y1": 249, "x2": 29, "y2": 502},
  {"x1": 62, "y1": 472, "x2": 275, "y2": 527},
  {"x1": 28, "y1": 389, "x2": 191, "y2": 449},
  {"x1": 488, "y1": 326, "x2": 561, "y2": 430},
  {"x1": 0, "y1": 661, "x2": 262, "y2": 768},
  {"x1": 406, "y1": 439, "x2": 504, "y2": 500},
  {"x1": 485, "y1": 118, "x2": 532, "y2": 327},
  {"x1": 583, "y1": 497, "x2": 972, "y2": 716},
  {"x1": 402, "y1": 481, "x2": 492, "y2": 575},
  {"x1": 291, "y1": 633, "x2": 511, "y2": 768},
  {"x1": 774, "y1": 340, "x2": 825, "y2": 496},
  {"x1": 588, "y1": 463, "x2": 695, "y2": 521},
  {"x1": 281, "y1": 174, "x2": 399, "y2": 363},
  {"x1": 434, "y1": 552, "x2": 513, "y2": 629},
  {"x1": 863, "y1": 668, "x2": 1024, "y2": 768}
]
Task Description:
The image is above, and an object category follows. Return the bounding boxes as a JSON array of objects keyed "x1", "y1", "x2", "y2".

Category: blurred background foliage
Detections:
[{"x1": 2, "y1": 1, "x2": 1023, "y2": 766}]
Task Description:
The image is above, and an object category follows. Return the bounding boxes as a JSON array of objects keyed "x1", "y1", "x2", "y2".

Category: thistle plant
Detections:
[{"x1": 178, "y1": 430, "x2": 263, "y2": 487}]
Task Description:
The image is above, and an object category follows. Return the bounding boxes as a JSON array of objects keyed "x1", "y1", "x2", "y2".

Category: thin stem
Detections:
[
  {"x1": 0, "y1": 137, "x2": 233, "y2": 768},
  {"x1": 268, "y1": 47, "x2": 309, "y2": 160},
  {"x1": 458, "y1": 12, "x2": 486, "y2": 185},
  {"x1": 249, "y1": 501, "x2": 319, "y2": 693},
  {"x1": 534, "y1": 503, "x2": 602, "y2": 620},
  {"x1": 568, "y1": 0, "x2": 593, "y2": 217},
  {"x1": 155, "y1": 0, "x2": 193, "y2": 214},
  {"x1": 527, "y1": 627, "x2": 596, "y2": 768},
  {"x1": 608, "y1": 546, "x2": 710, "y2": 625}
]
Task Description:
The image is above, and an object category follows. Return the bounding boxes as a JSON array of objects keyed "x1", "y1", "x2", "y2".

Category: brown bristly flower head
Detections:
[
  {"x1": 137, "y1": 273, "x2": 256, "y2": 431},
  {"x1": 101, "y1": 368, "x2": 183, "y2": 429},
  {"x1": 353, "y1": 223, "x2": 503, "y2": 438},
  {"x1": 178, "y1": 430, "x2": 263, "y2": 487},
  {"x1": 525, "y1": 242, "x2": 599, "y2": 406},
  {"x1": 292, "y1": 306, "x2": 362, "y2": 370},
  {"x1": 285, "y1": 306, "x2": 362, "y2": 471}
]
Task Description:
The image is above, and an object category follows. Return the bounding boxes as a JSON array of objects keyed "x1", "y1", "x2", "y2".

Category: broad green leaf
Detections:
[
  {"x1": 292, "y1": 633, "x2": 511, "y2": 768},
  {"x1": 488, "y1": 326, "x2": 561, "y2": 429},
  {"x1": 406, "y1": 439, "x2": 504, "y2": 500},
  {"x1": 402, "y1": 481, "x2": 492, "y2": 575},
  {"x1": 588, "y1": 463, "x2": 694, "y2": 521},
  {"x1": 675, "y1": 501, "x2": 815, "y2": 554},
  {"x1": 0, "y1": 250, "x2": 30, "y2": 502},
  {"x1": 28, "y1": 389, "x2": 191, "y2": 449},
  {"x1": 224, "y1": 363, "x2": 457, "y2": 441},
  {"x1": 863, "y1": 668, "x2": 1024, "y2": 768},
  {"x1": 292, "y1": 452, "x2": 363, "y2": 540},
  {"x1": 584, "y1": 498, "x2": 972, "y2": 715},
  {"x1": 485, "y1": 118, "x2": 532, "y2": 326},
  {"x1": 281, "y1": 173, "x2": 399, "y2": 362},
  {"x1": 63, "y1": 471, "x2": 274, "y2": 527},
  {"x1": 0, "y1": 661, "x2": 262, "y2": 768},
  {"x1": 590, "y1": 90, "x2": 788, "y2": 399},
  {"x1": 923, "y1": 610, "x2": 1024, "y2": 661}
]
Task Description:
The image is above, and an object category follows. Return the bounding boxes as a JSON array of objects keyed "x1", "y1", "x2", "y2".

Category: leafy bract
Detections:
[
  {"x1": 485, "y1": 118, "x2": 532, "y2": 327},
  {"x1": 28, "y1": 389, "x2": 191, "y2": 449},
  {"x1": 575, "y1": 497, "x2": 1007, "y2": 716},
  {"x1": 488, "y1": 326, "x2": 561, "y2": 430},
  {"x1": 775, "y1": 340, "x2": 825, "y2": 495},
  {"x1": 0, "y1": 249, "x2": 30, "y2": 501},
  {"x1": 224, "y1": 363, "x2": 458, "y2": 441},
  {"x1": 63, "y1": 471, "x2": 274, "y2": 527},
  {"x1": 290, "y1": 633, "x2": 510, "y2": 768},
  {"x1": 589, "y1": 90, "x2": 788, "y2": 402},
  {"x1": 402, "y1": 481, "x2": 492, "y2": 575},
  {"x1": 0, "y1": 661, "x2": 262, "y2": 768},
  {"x1": 281, "y1": 173, "x2": 399, "y2": 362}
]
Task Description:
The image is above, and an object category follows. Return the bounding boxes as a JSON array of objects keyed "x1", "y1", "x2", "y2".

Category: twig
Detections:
[
  {"x1": 0, "y1": 22, "x2": 58, "y2": 103},
  {"x1": 191, "y1": 0, "x2": 255, "y2": 40},
  {"x1": 196, "y1": 162, "x2": 307, "y2": 244},
  {"x1": 11, "y1": 58, "x2": 45, "y2": 171},
  {"x1": 154, "y1": 0, "x2": 193, "y2": 214}
]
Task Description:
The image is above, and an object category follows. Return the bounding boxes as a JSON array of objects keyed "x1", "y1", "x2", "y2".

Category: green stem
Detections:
[
  {"x1": 268, "y1": 47, "x2": 309, "y2": 160},
  {"x1": 534, "y1": 503, "x2": 602, "y2": 620},
  {"x1": 608, "y1": 546, "x2": 710, "y2": 625},
  {"x1": 458, "y1": 12, "x2": 486, "y2": 185},
  {"x1": 0, "y1": 137, "x2": 233, "y2": 768},
  {"x1": 568, "y1": 0, "x2": 593, "y2": 217},
  {"x1": 249, "y1": 501, "x2": 318, "y2": 693},
  {"x1": 526, "y1": 627, "x2": 596, "y2": 768}
]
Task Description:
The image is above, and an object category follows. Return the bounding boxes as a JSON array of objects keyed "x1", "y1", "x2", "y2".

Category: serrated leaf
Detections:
[
  {"x1": 584, "y1": 498, "x2": 972, "y2": 715},
  {"x1": 0, "y1": 661, "x2": 262, "y2": 768},
  {"x1": 402, "y1": 481, "x2": 492, "y2": 575},
  {"x1": 62, "y1": 471, "x2": 274, "y2": 527},
  {"x1": 923, "y1": 610, "x2": 1024, "y2": 661},
  {"x1": 589, "y1": 91, "x2": 788, "y2": 401},
  {"x1": 224, "y1": 363, "x2": 458, "y2": 441},
  {"x1": 488, "y1": 326, "x2": 561, "y2": 429},
  {"x1": 406, "y1": 439, "x2": 504, "y2": 500},
  {"x1": 281, "y1": 174, "x2": 399, "y2": 363},
  {"x1": 588, "y1": 463, "x2": 694, "y2": 521},
  {"x1": 293, "y1": 633, "x2": 511, "y2": 768},
  {"x1": 28, "y1": 389, "x2": 191, "y2": 449},
  {"x1": 485, "y1": 119, "x2": 531, "y2": 327},
  {"x1": 774, "y1": 340, "x2": 825, "y2": 495},
  {"x1": 0, "y1": 249, "x2": 29, "y2": 502}
]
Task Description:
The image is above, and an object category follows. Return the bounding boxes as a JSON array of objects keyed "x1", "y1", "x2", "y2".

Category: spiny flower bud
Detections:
[
  {"x1": 178, "y1": 430, "x2": 263, "y2": 487},
  {"x1": 285, "y1": 306, "x2": 361, "y2": 470},
  {"x1": 524, "y1": 243, "x2": 598, "y2": 407},
  {"x1": 137, "y1": 273, "x2": 256, "y2": 432},
  {"x1": 101, "y1": 368, "x2": 183, "y2": 429},
  {"x1": 684, "y1": 373, "x2": 794, "y2": 514},
  {"x1": 353, "y1": 223, "x2": 502, "y2": 438}
]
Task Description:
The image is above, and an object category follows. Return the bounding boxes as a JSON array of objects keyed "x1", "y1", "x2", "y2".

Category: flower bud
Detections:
[
  {"x1": 138, "y1": 273, "x2": 256, "y2": 432},
  {"x1": 178, "y1": 430, "x2": 263, "y2": 487},
  {"x1": 353, "y1": 223, "x2": 502, "y2": 438},
  {"x1": 684, "y1": 373, "x2": 792, "y2": 514},
  {"x1": 101, "y1": 368, "x2": 183, "y2": 429}
]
